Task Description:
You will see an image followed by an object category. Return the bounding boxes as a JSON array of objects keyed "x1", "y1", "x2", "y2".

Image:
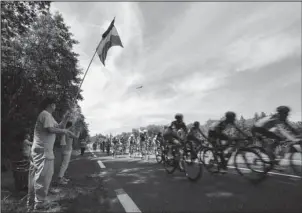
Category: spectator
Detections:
[
  {"x1": 102, "y1": 141, "x2": 105, "y2": 152},
  {"x1": 57, "y1": 121, "x2": 79, "y2": 185},
  {"x1": 23, "y1": 133, "x2": 33, "y2": 159},
  {"x1": 93, "y1": 142, "x2": 97, "y2": 151},
  {"x1": 80, "y1": 140, "x2": 87, "y2": 156},
  {"x1": 106, "y1": 142, "x2": 111, "y2": 156},
  {"x1": 27, "y1": 97, "x2": 76, "y2": 211}
]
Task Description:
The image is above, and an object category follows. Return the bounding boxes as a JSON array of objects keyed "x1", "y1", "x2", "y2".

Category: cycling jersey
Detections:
[
  {"x1": 253, "y1": 114, "x2": 297, "y2": 141},
  {"x1": 209, "y1": 120, "x2": 235, "y2": 133},
  {"x1": 208, "y1": 119, "x2": 241, "y2": 145},
  {"x1": 188, "y1": 127, "x2": 203, "y2": 137},
  {"x1": 254, "y1": 115, "x2": 284, "y2": 130},
  {"x1": 169, "y1": 120, "x2": 188, "y2": 133}
]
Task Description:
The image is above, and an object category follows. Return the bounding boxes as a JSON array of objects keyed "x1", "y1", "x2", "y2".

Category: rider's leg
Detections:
[
  {"x1": 252, "y1": 126, "x2": 284, "y2": 164},
  {"x1": 216, "y1": 133, "x2": 230, "y2": 170},
  {"x1": 252, "y1": 126, "x2": 282, "y2": 141},
  {"x1": 187, "y1": 135, "x2": 201, "y2": 158}
]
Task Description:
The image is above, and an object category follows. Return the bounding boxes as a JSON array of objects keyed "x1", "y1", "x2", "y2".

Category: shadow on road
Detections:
[{"x1": 96, "y1": 156, "x2": 302, "y2": 213}]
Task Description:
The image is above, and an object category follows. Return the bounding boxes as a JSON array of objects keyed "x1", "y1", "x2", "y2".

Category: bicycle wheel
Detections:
[
  {"x1": 234, "y1": 148, "x2": 267, "y2": 182},
  {"x1": 183, "y1": 149, "x2": 203, "y2": 181},
  {"x1": 163, "y1": 155, "x2": 177, "y2": 174},
  {"x1": 155, "y1": 147, "x2": 163, "y2": 163},
  {"x1": 251, "y1": 146, "x2": 274, "y2": 173},
  {"x1": 201, "y1": 148, "x2": 219, "y2": 174},
  {"x1": 289, "y1": 142, "x2": 302, "y2": 176}
]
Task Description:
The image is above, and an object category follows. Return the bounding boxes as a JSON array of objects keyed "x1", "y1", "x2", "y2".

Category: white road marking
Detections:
[
  {"x1": 97, "y1": 160, "x2": 106, "y2": 168},
  {"x1": 88, "y1": 148, "x2": 106, "y2": 168},
  {"x1": 88, "y1": 148, "x2": 141, "y2": 212},
  {"x1": 115, "y1": 189, "x2": 142, "y2": 213},
  {"x1": 227, "y1": 165, "x2": 302, "y2": 179}
]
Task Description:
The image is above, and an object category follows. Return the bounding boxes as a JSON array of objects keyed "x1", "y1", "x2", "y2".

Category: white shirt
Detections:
[{"x1": 32, "y1": 110, "x2": 58, "y2": 159}]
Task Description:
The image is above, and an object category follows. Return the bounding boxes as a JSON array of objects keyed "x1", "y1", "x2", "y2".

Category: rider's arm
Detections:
[
  {"x1": 284, "y1": 121, "x2": 299, "y2": 135},
  {"x1": 170, "y1": 122, "x2": 176, "y2": 131},
  {"x1": 183, "y1": 123, "x2": 188, "y2": 134},
  {"x1": 276, "y1": 124, "x2": 298, "y2": 141},
  {"x1": 198, "y1": 128, "x2": 208, "y2": 139},
  {"x1": 234, "y1": 125, "x2": 249, "y2": 138}
]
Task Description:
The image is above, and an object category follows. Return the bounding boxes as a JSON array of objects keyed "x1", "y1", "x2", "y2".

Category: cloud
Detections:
[{"x1": 51, "y1": 2, "x2": 301, "y2": 135}]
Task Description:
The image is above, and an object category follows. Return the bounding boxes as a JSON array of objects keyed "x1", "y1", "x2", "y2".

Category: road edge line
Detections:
[{"x1": 227, "y1": 165, "x2": 302, "y2": 179}]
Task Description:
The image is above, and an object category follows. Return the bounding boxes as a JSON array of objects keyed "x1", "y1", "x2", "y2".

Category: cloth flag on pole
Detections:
[{"x1": 96, "y1": 17, "x2": 123, "y2": 66}]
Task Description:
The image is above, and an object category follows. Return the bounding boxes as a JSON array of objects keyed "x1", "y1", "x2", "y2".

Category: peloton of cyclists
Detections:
[{"x1": 162, "y1": 106, "x2": 300, "y2": 173}]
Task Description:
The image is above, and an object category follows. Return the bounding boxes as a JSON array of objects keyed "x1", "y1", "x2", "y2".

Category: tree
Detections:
[
  {"x1": 145, "y1": 124, "x2": 163, "y2": 136},
  {"x1": 1, "y1": 1, "x2": 50, "y2": 161},
  {"x1": 1, "y1": 6, "x2": 87, "y2": 161},
  {"x1": 132, "y1": 128, "x2": 139, "y2": 139}
]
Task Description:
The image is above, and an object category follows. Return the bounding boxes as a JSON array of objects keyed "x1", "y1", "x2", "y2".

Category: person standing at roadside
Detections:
[
  {"x1": 80, "y1": 139, "x2": 87, "y2": 156},
  {"x1": 57, "y1": 121, "x2": 79, "y2": 185},
  {"x1": 27, "y1": 97, "x2": 76, "y2": 211},
  {"x1": 23, "y1": 133, "x2": 33, "y2": 159}
]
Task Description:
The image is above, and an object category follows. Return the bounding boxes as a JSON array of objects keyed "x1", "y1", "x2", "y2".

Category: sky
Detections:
[{"x1": 50, "y1": 2, "x2": 301, "y2": 136}]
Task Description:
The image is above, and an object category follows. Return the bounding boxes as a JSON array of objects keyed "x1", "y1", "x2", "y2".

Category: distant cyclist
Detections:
[{"x1": 139, "y1": 129, "x2": 148, "y2": 155}]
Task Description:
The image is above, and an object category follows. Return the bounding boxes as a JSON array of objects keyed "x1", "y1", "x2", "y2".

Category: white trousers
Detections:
[
  {"x1": 58, "y1": 150, "x2": 72, "y2": 178},
  {"x1": 29, "y1": 148, "x2": 54, "y2": 203}
]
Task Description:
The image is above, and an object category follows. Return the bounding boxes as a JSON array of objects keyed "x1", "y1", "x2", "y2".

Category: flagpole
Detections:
[
  {"x1": 69, "y1": 45, "x2": 97, "y2": 131},
  {"x1": 72, "y1": 39, "x2": 101, "y2": 106},
  {"x1": 74, "y1": 50, "x2": 97, "y2": 102}
]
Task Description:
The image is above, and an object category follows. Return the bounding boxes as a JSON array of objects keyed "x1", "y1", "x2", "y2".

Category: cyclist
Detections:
[
  {"x1": 187, "y1": 121, "x2": 208, "y2": 158},
  {"x1": 252, "y1": 106, "x2": 299, "y2": 141},
  {"x1": 155, "y1": 132, "x2": 164, "y2": 145},
  {"x1": 163, "y1": 113, "x2": 188, "y2": 160},
  {"x1": 164, "y1": 113, "x2": 188, "y2": 145},
  {"x1": 154, "y1": 132, "x2": 165, "y2": 153},
  {"x1": 251, "y1": 106, "x2": 300, "y2": 164},
  {"x1": 188, "y1": 121, "x2": 207, "y2": 144},
  {"x1": 129, "y1": 134, "x2": 135, "y2": 154},
  {"x1": 139, "y1": 129, "x2": 148, "y2": 156},
  {"x1": 208, "y1": 111, "x2": 250, "y2": 173}
]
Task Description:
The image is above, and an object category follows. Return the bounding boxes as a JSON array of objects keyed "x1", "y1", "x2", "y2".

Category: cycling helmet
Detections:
[
  {"x1": 175, "y1": 113, "x2": 183, "y2": 120},
  {"x1": 193, "y1": 121, "x2": 200, "y2": 127},
  {"x1": 225, "y1": 111, "x2": 236, "y2": 120},
  {"x1": 276, "y1": 106, "x2": 290, "y2": 114}
]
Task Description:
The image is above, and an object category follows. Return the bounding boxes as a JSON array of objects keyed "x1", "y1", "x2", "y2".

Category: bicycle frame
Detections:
[{"x1": 212, "y1": 139, "x2": 249, "y2": 169}]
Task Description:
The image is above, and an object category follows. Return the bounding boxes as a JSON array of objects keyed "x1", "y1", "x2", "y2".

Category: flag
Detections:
[{"x1": 96, "y1": 18, "x2": 123, "y2": 66}]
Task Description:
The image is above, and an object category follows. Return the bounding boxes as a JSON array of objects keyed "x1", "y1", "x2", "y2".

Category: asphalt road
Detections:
[{"x1": 69, "y1": 148, "x2": 302, "y2": 213}]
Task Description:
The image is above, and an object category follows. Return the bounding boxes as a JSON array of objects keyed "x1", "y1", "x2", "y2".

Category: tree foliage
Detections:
[{"x1": 1, "y1": 2, "x2": 89, "y2": 161}]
